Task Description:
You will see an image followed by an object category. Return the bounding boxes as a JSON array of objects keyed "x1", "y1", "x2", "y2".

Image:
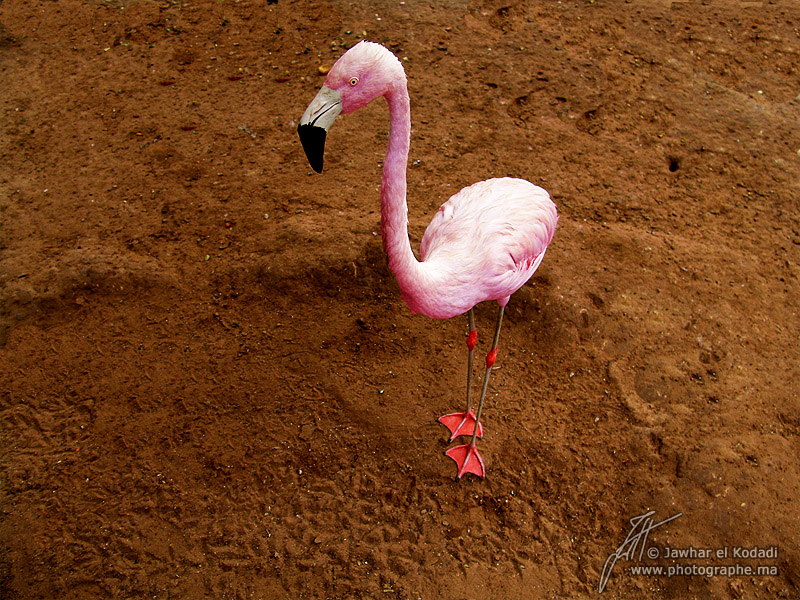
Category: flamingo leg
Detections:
[
  {"x1": 445, "y1": 305, "x2": 505, "y2": 479},
  {"x1": 437, "y1": 309, "x2": 484, "y2": 441}
]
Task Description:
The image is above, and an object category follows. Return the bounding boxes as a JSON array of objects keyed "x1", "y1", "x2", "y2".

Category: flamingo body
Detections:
[{"x1": 412, "y1": 177, "x2": 556, "y2": 319}]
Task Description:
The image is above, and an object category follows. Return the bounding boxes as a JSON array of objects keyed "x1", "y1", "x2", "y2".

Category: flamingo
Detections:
[{"x1": 297, "y1": 41, "x2": 557, "y2": 479}]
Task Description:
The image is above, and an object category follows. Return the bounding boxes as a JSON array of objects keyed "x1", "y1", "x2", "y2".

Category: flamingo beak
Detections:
[{"x1": 297, "y1": 86, "x2": 342, "y2": 173}]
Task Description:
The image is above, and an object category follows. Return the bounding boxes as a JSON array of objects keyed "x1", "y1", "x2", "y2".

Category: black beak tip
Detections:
[{"x1": 297, "y1": 124, "x2": 326, "y2": 174}]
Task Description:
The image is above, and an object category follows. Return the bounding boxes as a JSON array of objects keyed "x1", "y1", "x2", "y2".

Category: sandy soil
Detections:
[{"x1": 1, "y1": 0, "x2": 799, "y2": 598}]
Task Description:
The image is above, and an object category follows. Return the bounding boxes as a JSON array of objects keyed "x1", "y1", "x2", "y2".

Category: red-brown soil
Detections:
[{"x1": 1, "y1": 1, "x2": 799, "y2": 598}]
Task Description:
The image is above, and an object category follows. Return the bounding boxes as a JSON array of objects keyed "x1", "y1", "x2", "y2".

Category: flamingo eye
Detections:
[{"x1": 349, "y1": 77, "x2": 359, "y2": 86}]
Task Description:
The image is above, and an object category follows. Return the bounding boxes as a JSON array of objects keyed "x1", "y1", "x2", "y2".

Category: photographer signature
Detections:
[{"x1": 599, "y1": 510, "x2": 682, "y2": 593}]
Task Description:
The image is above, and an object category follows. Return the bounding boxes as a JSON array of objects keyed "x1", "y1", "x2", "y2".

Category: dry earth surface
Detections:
[{"x1": 1, "y1": 0, "x2": 799, "y2": 598}]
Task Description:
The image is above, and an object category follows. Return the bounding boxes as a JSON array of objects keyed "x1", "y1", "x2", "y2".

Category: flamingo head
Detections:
[{"x1": 298, "y1": 41, "x2": 405, "y2": 173}]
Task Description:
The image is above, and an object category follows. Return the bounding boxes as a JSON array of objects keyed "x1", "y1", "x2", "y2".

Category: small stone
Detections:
[{"x1": 299, "y1": 424, "x2": 315, "y2": 441}]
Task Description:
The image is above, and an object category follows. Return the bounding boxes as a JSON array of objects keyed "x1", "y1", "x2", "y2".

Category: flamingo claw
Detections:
[
  {"x1": 445, "y1": 443, "x2": 486, "y2": 479},
  {"x1": 437, "y1": 410, "x2": 483, "y2": 442}
]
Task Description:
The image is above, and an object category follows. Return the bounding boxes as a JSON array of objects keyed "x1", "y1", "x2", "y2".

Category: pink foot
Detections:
[
  {"x1": 438, "y1": 410, "x2": 484, "y2": 442},
  {"x1": 444, "y1": 442, "x2": 486, "y2": 479}
]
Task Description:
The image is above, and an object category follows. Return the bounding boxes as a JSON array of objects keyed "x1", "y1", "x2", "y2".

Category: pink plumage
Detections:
[
  {"x1": 298, "y1": 41, "x2": 558, "y2": 479},
  {"x1": 413, "y1": 177, "x2": 557, "y2": 318}
]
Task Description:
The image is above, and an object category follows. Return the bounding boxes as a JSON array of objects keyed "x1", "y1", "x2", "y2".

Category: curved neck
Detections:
[{"x1": 380, "y1": 81, "x2": 419, "y2": 280}]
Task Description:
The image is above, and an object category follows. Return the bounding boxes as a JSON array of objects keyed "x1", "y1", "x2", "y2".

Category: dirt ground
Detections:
[{"x1": 1, "y1": 0, "x2": 799, "y2": 598}]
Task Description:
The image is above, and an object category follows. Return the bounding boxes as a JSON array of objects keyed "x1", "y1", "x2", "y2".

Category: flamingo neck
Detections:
[{"x1": 380, "y1": 81, "x2": 421, "y2": 286}]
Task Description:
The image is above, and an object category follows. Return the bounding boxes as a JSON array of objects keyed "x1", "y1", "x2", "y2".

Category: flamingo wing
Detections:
[
  {"x1": 413, "y1": 178, "x2": 556, "y2": 315},
  {"x1": 420, "y1": 178, "x2": 556, "y2": 276}
]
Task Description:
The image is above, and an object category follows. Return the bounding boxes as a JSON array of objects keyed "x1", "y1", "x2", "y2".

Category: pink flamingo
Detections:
[{"x1": 298, "y1": 41, "x2": 557, "y2": 479}]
